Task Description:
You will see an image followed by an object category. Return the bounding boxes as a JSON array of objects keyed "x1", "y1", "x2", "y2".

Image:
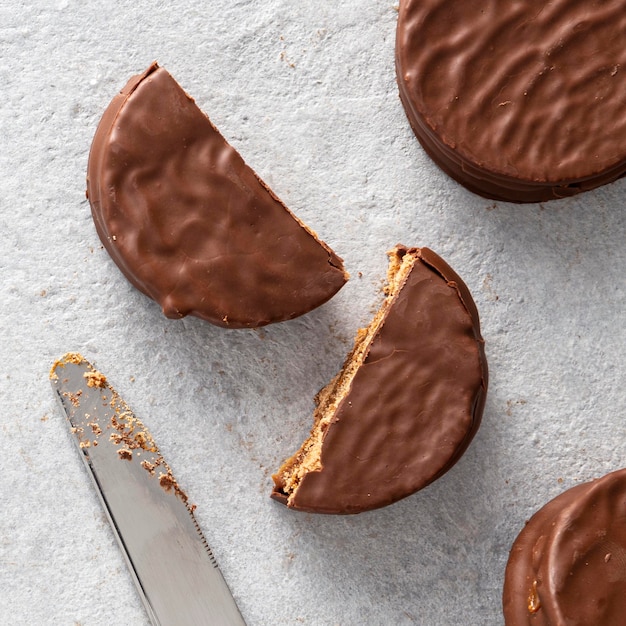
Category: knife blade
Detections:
[{"x1": 50, "y1": 353, "x2": 246, "y2": 626}]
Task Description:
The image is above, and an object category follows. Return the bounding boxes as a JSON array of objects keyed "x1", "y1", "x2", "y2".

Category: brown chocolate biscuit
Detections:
[
  {"x1": 396, "y1": 0, "x2": 626, "y2": 202},
  {"x1": 87, "y1": 63, "x2": 347, "y2": 328},
  {"x1": 272, "y1": 246, "x2": 488, "y2": 514},
  {"x1": 503, "y1": 469, "x2": 626, "y2": 625}
]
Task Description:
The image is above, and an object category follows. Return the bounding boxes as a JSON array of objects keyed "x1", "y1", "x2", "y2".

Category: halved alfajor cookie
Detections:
[
  {"x1": 272, "y1": 246, "x2": 488, "y2": 514},
  {"x1": 503, "y1": 468, "x2": 626, "y2": 625},
  {"x1": 396, "y1": 0, "x2": 626, "y2": 202},
  {"x1": 87, "y1": 63, "x2": 347, "y2": 328}
]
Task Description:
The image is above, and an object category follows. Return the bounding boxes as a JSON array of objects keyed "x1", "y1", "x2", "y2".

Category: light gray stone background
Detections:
[{"x1": 1, "y1": 2, "x2": 625, "y2": 624}]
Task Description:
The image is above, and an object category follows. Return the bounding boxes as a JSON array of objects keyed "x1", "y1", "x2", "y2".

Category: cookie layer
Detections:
[
  {"x1": 87, "y1": 63, "x2": 347, "y2": 328},
  {"x1": 503, "y1": 468, "x2": 626, "y2": 625},
  {"x1": 396, "y1": 0, "x2": 626, "y2": 202},
  {"x1": 272, "y1": 246, "x2": 488, "y2": 514}
]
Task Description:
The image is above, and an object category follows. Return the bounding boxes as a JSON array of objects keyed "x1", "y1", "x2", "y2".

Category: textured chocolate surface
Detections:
[
  {"x1": 272, "y1": 247, "x2": 488, "y2": 514},
  {"x1": 87, "y1": 63, "x2": 347, "y2": 328},
  {"x1": 396, "y1": 0, "x2": 626, "y2": 202},
  {"x1": 503, "y1": 469, "x2": 626, "y2": 625}
]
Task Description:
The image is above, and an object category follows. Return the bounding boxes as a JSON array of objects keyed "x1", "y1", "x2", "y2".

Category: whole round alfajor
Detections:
[
  {"x1": 396, "y1": 0, "x2": 626, "y2": 202},
  {"x1": 503, "y1": 468, "x2": 626, "y2": 624}
]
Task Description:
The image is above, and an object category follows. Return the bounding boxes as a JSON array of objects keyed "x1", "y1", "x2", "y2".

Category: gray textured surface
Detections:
[{"x1": 1, "y1": 2, "x2": 625, "y2": 625}]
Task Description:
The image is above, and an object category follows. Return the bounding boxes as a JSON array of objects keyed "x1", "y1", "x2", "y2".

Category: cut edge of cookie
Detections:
[{"x1": 271, "y1": 245, "x2": 418, "y2": 506}]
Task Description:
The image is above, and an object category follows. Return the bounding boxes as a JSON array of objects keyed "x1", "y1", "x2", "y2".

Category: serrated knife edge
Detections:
[{"x1": 50, "y1": 352, "x2": 246, "y2": 626}]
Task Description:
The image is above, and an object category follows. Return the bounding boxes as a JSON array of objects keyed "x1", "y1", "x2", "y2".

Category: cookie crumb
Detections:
[{"x1": 84, "y1": 370, "x2": 107, "y2": 388}]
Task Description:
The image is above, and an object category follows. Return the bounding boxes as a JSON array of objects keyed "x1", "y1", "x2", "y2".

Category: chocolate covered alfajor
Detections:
[
  {"x1": 272, "y1": 246, "x2": 488, "y2": 514},
  {"x1": 87, "y1": 63, "x2": 347, "y2": 328},
  {"x1": 503, "y1": 468, "x2": 626, "y2": 625},
  {"x1": 396, "y1": 0, "x2": 626, "y2": 202}
]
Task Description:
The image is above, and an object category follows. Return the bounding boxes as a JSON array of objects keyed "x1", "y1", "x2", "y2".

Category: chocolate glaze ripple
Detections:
[
  {"x1": 396, "y1": 0, "x2": 626, "y2": 202},
  {"x1": 87, "y1": 63, "x2": 347, "y2": 328},
  {"x1": 503, "y1": 468, "x2": 626, "y2": 625}
]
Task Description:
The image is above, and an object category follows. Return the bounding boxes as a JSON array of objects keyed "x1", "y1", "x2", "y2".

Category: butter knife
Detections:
[{"x1": 50, "y1": 353, "x2": 246, "y2": 626}]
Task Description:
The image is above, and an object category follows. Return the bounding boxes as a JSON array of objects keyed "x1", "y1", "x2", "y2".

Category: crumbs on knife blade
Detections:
[{"x1": 51, "y1": 352, "x2": 191, "y2": 504}]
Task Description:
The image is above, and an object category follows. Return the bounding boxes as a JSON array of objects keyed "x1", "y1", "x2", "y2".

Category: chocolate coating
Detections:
[
  {"x1": 503, "y1": 468, "x2": 626, "y2": 625},
  {"x1": 396, "y1": 0, "x2": 626, "y2": 202},
  {"x1": 87, "y1": 63, "x2": 347, "y2": 328},
  {"x1": 272, "y1": 247, "x2": 488, "y2": 514}
]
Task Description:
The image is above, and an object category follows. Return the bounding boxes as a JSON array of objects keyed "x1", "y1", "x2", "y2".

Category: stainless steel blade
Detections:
[{"x1": 50, "y1": 353, "x2": 246, "y2": 626}]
